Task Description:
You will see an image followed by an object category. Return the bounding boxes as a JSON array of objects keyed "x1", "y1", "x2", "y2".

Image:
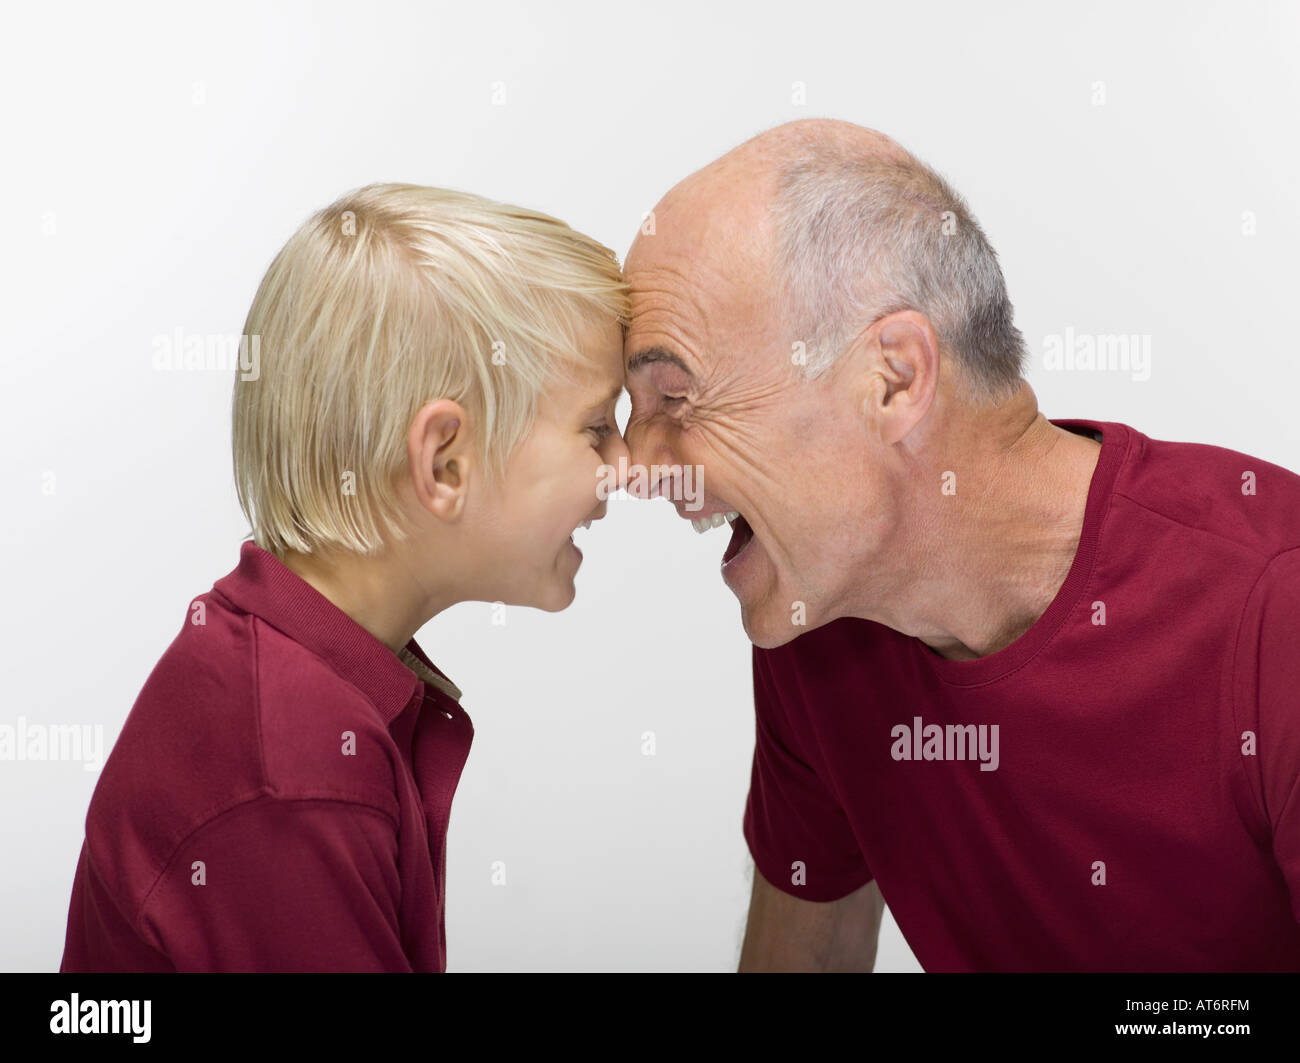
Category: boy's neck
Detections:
[{"x1": 278, "y1": 545, "x2": 433, "y2": 656}]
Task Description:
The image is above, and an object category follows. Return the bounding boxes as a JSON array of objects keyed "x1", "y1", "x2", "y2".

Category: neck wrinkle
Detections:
[{"x1": 860, "y1": 411, "x2": 1101, "y2": 662}]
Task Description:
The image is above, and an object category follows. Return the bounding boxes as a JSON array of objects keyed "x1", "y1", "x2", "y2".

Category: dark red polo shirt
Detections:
[
  {"x1": 60, "y1": 541, "x2": 473, "y2": 972},
  {"x1": 744, "y1": 419, "x2": 1300, "y2": 971}
]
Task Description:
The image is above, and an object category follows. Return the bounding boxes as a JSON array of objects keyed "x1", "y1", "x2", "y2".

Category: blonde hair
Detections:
[{"x1": 232, "y1": 183, "x2": 629, "y2": 557}]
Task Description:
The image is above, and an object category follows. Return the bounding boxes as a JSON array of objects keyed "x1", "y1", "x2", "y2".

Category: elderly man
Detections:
[{"x1": 623, "y1": 118, "x2": 1300, "y2": 972}]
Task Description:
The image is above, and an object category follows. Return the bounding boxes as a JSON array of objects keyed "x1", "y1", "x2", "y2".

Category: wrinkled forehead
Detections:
[
  {"x1": 625, "y1": 159, "x2": 784, "y2": 381},
  {"x1": 624, "y1": 206, "x2": 778, "y2": 365}
]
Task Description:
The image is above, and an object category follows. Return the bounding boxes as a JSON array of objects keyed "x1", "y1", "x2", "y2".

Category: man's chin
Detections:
[
  {"x1": 739, "y1": 603, "x2": 808, "y2": 650},
  {"x1": 739, "y1": 586, "x2": 839, "y2": 647}
]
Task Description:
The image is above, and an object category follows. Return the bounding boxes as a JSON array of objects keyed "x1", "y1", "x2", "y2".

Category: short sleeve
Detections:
[
  {"x1": 139, "y1": 797, "x2": 411, "y2": 972},
  {"x1": 1238, "y1": 549, "x2": 1300, "y2": 922},
  {"x1": 743, "y1": 645, "x2": 873, "y2": 902}
]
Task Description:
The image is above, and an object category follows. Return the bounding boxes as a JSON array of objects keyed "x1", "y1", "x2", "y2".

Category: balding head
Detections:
[
  {"x1": 627, "y1": 117, "x2": 1026, "y2": 398},
  {"x1": 626, "y1": 118, "x2": 914, "y2": 294},
  {"x1": 624, "y1": 120, "x2": 884, "y2": 295}
]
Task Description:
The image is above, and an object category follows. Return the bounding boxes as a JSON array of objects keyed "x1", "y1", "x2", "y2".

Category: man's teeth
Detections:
[{"x1": 692, "y1": 510, "x2": 740, "y2": 534}]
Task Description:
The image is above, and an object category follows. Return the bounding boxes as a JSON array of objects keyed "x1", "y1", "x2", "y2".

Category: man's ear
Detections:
[
  {"x1": 407, "y1": 399, "x2": 472, "y2": 523},
  {"x1": 850, "y1": 310, "x2": 940, "y2": 445}
]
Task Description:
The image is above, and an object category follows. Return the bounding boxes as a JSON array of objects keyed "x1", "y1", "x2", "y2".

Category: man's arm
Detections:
[{"x1": 738, "y1": 864, "x2": 884, "y2": 972}]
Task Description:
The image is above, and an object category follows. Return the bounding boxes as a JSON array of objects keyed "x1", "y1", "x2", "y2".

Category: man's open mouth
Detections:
[
  {"x1": 722, "y1": 513, "x2": 754, "y2": 564},
  {"x1": 689, "y1": 509, "x2": 755, "y2": 566}
]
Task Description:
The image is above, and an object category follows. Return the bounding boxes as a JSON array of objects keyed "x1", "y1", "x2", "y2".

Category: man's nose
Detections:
[
  {"x1": 624, "y1": 416, "x2": 672, "y2": 471},
  {"x1": 623, "y1": 419, "x2": 683, "y2": 502}
]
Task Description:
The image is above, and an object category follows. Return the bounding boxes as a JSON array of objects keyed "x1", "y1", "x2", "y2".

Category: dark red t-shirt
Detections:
[
  {"x1": 744, "y1": 419, "x2": 1300, "y2": 971},
  {"x1": 60, "y1": 541, "x2": 473, "y2": 972}
]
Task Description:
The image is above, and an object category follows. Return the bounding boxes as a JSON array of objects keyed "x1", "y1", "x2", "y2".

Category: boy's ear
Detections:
[{"x1": 408, "y1": 399, "x2": 472, "y2": 523}]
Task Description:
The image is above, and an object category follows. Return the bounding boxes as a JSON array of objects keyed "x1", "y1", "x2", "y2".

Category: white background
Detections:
[{"x1": 2, "y1": 0, "x2": 1297, "y2": 972}]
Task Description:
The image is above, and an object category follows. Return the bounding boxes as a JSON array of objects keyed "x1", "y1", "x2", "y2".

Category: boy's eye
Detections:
[{"x1": 587, "y1": 423, "x2": 615, "y2": 442}]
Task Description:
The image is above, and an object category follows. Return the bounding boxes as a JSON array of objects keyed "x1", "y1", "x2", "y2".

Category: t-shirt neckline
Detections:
[{"x1": 917, "y1": 418, "x2": 1132, "y2": 686}]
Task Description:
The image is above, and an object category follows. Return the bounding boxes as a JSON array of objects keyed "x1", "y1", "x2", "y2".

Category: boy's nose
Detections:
[{"x1": 603, "y1": 432, "x2": 631, "y2": 491}]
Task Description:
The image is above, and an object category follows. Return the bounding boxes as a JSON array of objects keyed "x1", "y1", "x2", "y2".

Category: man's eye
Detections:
[{"x1": 662, "y1": 395, "x2": 686, "y2": 407}]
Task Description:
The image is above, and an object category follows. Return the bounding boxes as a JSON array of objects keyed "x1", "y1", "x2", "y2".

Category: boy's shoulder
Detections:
[{"x1": 84, "y1": 583, "x2": 406, "y2": 922}]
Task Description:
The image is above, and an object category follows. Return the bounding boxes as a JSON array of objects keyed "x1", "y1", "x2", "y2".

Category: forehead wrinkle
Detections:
[
  {"x1": 628, "y1": 209, "x2": 782, "y2": 390},
  {"x1": 628, "y1": 260, "x2": 716, "y2": 325},
  {"x1": 626, "y1": 276, "x2": 710, "y2": 375},
  {"x1": 628, "y1": 295, "x2": 788, "y2": 403}
]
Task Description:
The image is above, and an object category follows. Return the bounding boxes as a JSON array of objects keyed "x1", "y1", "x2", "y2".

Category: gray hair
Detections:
[{"x1": 771, "y1": 144, "x2": 1027, "y2": 399}]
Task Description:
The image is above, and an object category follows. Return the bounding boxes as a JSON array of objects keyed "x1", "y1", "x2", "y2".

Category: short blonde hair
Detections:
[{"x1": 232, "y1": 183, "x2": 629, "y2": 557}]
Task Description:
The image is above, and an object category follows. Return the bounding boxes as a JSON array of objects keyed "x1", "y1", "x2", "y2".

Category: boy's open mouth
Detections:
[{"x1": 567, "y1": 516, "x2": 598, "y2": 559}]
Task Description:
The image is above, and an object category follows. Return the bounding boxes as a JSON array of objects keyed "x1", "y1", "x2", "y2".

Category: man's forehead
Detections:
[
  {"x1": 624, "y1": 237, "x2": 774, "y2": 352},
  {"x1": 625, "y1": 222, "x2": 763, "y2": 329},
  {"x1": 630, "y1": 162, "x2": 772, "y2": 266},
  {"x1": 621, "y1": 260, "x2": 711, "y2": 371},
  {"x1": 624, "y1": 216, "x2": 699, "y2": 283},
  {"x1": 623, "y1": 162, "x2": 779, "y2": 370}
]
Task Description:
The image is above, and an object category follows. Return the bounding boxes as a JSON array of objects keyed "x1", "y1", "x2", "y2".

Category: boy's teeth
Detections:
[
  {"x1": 692, "y1": 510, "x2": 740, "y2": 534},
  {"x1": 579, "y1": 519, "x2": 592, "y2": 530}
]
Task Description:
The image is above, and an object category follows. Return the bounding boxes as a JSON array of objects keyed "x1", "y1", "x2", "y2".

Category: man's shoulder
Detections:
[{"x1": 1110, "y1": 423, "x2": 1300, "y2": 561}]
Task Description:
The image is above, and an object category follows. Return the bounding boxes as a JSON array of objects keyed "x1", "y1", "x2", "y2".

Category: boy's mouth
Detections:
[{"x1": 566, "y1": 515, "x2": 600, "y2": 559}]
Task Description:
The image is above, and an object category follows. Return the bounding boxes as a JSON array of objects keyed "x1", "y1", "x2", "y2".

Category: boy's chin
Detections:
[
  {"x1": 544, "y1": 592, "x2": 577, "y2": 612},
  {"x1": 508, "y1": 574, "x2": 577, "y2": 613},
  {"x1": 541, "y1": 575, "x2": 578, "y2": 612},
  {"x1": 492, "y1": 548, "x2": 581, "y2": 611}
]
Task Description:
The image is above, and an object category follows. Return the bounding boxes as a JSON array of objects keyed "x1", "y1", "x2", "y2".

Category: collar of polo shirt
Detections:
[{"x1": 397, "y1": 645, "x2": 463, "y2": 702}]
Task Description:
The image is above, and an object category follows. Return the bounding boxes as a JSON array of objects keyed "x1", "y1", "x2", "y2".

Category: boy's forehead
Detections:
[{"x1": 568, "y1": 318, "x2": 626, "y2": 403}]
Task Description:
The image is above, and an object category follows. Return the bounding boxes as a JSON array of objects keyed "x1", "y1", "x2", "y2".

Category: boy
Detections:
[{"x1": 59, "y1": 184, "x2": 631, "y2": 971}]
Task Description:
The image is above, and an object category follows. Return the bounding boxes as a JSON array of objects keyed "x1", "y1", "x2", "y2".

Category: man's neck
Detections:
[{"x1": 869, "y1": 400, "x2": 1103, "y2": 662}]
